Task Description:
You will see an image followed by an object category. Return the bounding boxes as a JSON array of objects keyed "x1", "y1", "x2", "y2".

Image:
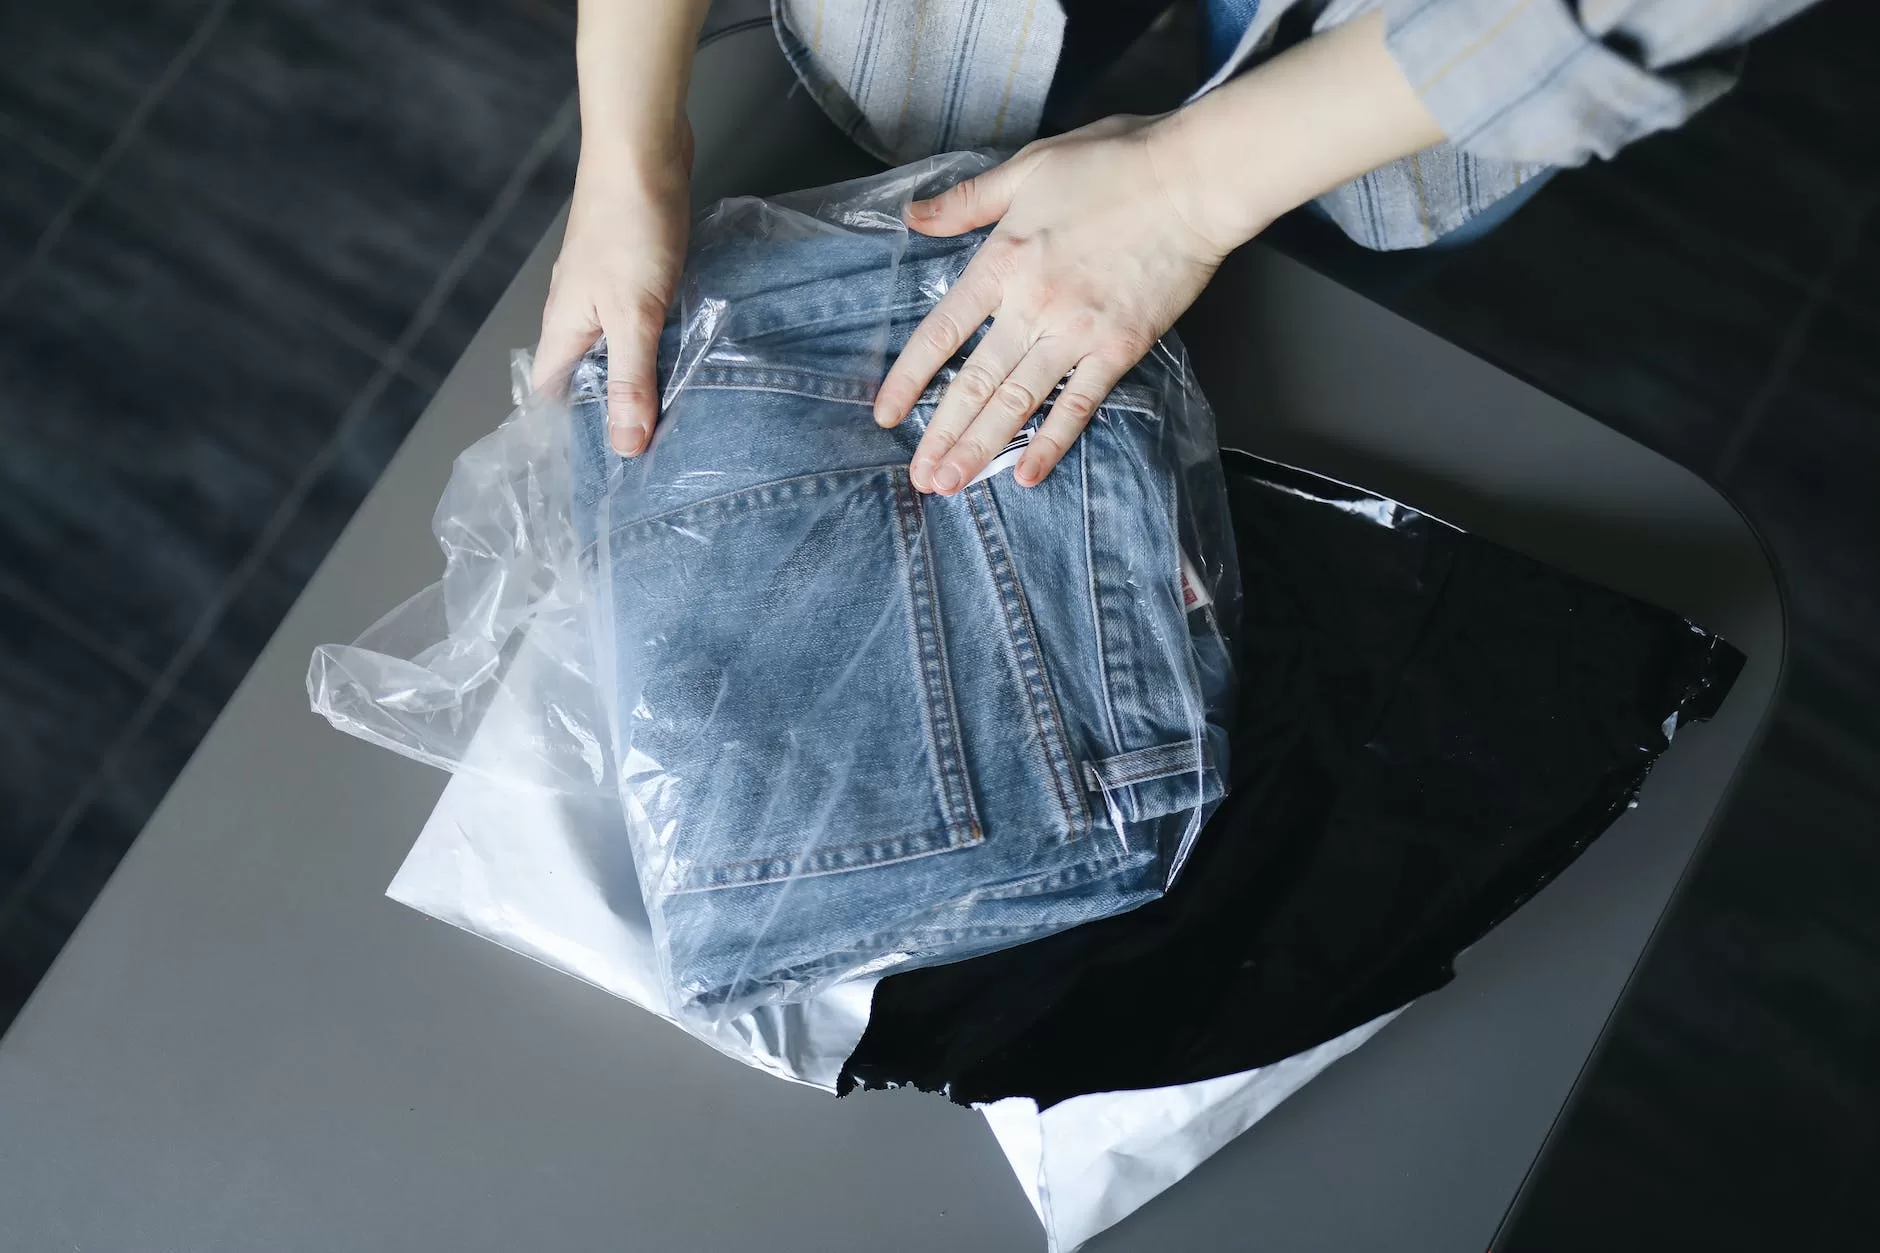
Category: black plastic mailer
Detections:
[{"x1": 840, "y1": 450, "x2": 1744, "y2": 1109}]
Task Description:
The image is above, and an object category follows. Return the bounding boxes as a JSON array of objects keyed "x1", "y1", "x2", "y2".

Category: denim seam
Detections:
[
  {"x1": 612, "y1": 461, "x2": 980, "y2": 893},
  {"x1": 639, "y1": 375, "x2": 877, "y2": 407},
  {"x1": 695, "y1": 289, "x2": 948, "y2": 346},
  {"x1": 819, "y1": 903, "x2": 1126, "y2": 954},
  {"x1": 969, "y1": 855, "x2": 1146, "y2": 902},
  {"x1": 650, "y1": 291, "x2": 935, "y2": 363},
  {"x1": 1080, "y1": 436, "x2": 1126, "y2": 756},
  {"x1": 885, "y1": 918, "x2": 1141, "y2": 949},
  {"x1": 964, "y1": 482, "x2": 1091, "y2": 841},
  {"x1": 644, "y1": 360, "x2": 1162, "y2": 418},
  {"x1": 686, "y1": 275, "x2": 1039, "y2": 349},
  {"x1": 890, "y1": 474, "x2": 982, "y2": 841},
  {"x1": 668, "y1": 822, "x2": 981, "y2": 894},
  {"x1": 1001, "y1": 498, "x2": 1094, "y2": 839},
  {"x1": 1165, "y1": 466, "x2": 1218, "y2": 770},
  {"x1": 1086, "y1": 438, "x2": 1149, "y2": 754},
  {"x1": 963, "y1": 481, "x2": 1074, "y2": 833},
  {"x1": 1168, "y1": 502, "x2": 1227, "y2": 881},
  {"x1": 582, "y1": 464, "x2": 906, "y2": 561},
  {"x1": 1086, "y1": 435, "x2": 1190, "y2": 757}
]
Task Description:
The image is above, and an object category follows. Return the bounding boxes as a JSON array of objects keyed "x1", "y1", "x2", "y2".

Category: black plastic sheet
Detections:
[{"x1": 839, "y1": 450, "x2": 1745, "y2": 1109}]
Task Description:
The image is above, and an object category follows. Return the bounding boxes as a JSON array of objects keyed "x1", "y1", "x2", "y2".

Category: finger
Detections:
[
  {"x1": 599, "y1": 293, "x2": 668, "y2": 457},
  {"x1": 909, "y1": 316, "x2": 1031, "y2": 494},
  {"x1": 873, "y1": 265, "x2": 1000, "y2": 430},
  {"x1": 932, "y1": 341, "x2": 1084, "y2": 495},
  {"x1": 532, "y1": 297, "x2": 600, "y2": 396},
  {"x1": 1015, "y1": 353, "x2": 1133, "y2": 487},
  {"x1": 906, "y1": 155, "x2": 1029, "y2": 237}
]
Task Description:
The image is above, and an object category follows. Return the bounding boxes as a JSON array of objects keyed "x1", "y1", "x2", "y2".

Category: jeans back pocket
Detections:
[{"x1": 605, "y1": 466, "x2": 983, "y2": 896}]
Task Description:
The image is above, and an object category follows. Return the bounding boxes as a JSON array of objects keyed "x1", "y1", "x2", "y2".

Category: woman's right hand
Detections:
[{"x1": 532, "y1": 126, "x2": 693, "y2": 458}]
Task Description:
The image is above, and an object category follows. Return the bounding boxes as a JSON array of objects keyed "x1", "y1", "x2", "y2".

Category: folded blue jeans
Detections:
[{"x1": 569, "y1": 202, "x2": 1236, "y2": 1016}]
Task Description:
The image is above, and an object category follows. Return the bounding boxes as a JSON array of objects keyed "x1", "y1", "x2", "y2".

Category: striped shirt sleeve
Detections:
[{"x1": 1378, "y1": 0, "x2": 1821, "y2": 167}]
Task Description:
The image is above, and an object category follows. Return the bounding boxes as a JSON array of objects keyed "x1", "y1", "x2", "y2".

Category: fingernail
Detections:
[
  {"x1": 908, "y1": 199, "x2": 935, "y2": 219},
  {"x1": 910, "y1": 457, "x2": 934, "y2": 490},
  {"x1": 610, "y1": 422, "x2": 645, "y2": 455},
  {"x1": 1015, "y1": 456, "x2": 1042, "y2": 486},
  {"x1": 933, "y1": 464, "x2": 963, "y2": 493},
  {"x1": 874, "y1": 405, "x2": 897, "y2": 428}
]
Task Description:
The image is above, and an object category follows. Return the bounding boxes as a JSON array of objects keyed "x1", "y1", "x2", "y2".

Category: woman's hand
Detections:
[
  {"x1": 874, "y1": 116, "x2": 1241, "y2": 494},
  {"x1": 532, "y1": 136, "x2": 692, "y2": 456},
  {"x1": 533, "y1": 0, "x2": 711, "y2": 456},
  {"x1": 874, "y1": 10, "x2": 1445, "y2": 493}
]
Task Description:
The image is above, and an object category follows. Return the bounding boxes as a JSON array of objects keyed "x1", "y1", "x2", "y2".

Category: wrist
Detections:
[
  {"x1": 574, "y1": 1, "x2": 706, "y2": 187},
  {"x1": 577, "y1": 115, "x2": 692, "y2": 195},
  {"x1": 1147, "y1": 12, "x2": 1446, "y2": 254},
  {"x1": 1145, "y1": 109, "x2": 1283, "y2": 258}
]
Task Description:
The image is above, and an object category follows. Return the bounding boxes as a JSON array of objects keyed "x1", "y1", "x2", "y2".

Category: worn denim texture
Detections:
[{"x1": 570, "y1": 220, "x2": 1235, "y2": 1015}]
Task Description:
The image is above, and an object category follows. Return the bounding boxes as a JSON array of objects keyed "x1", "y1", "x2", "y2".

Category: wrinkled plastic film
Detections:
[
  {"x1": 576, "y1": 154, "x2": 1239, "y2": 1020},
  {"x1": 311, "y1": 153, "x2": 1241, "y2": 1023},
  {"x1": 308, "y1": 355, "x2": 614, "y2": 795}
]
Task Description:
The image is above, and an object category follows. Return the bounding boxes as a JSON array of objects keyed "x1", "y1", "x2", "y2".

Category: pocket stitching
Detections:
[
  {"x1": 963, "y1": 483, "x2": 1091, "y2": 841},
  {"x1": 590, "y1": 464, "x2": 906, "y2": 561},
  {"x1": 891, "y1": 475, "x2": 983, "y2": 842},
  {"x1": 669, "y1": 823, "x2": 976, "y2": 894},
  {"x1": 622, "y1": 465, "x2": 982, "y2": 893}
]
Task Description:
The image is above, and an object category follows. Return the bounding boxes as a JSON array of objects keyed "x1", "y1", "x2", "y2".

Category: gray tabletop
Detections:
[{"x1": 0, "y1": 26, "x2": 1782, "y2": 1253}]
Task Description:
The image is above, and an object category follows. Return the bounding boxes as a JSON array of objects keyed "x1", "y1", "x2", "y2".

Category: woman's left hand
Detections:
[{"x1": 872, "y1": 115, "x2": 1243, "y2": 494}]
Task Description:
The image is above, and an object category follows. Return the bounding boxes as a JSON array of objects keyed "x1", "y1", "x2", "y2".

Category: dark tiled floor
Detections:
[
  {"x1": 1, "y1": 0, "x2": 1877, "y2": 1242},
  {"x1": 0, "y1": 0, "x2": 583, "y2": 1023},
  {"x1": 0, "y1": 1, "x2": 226, "y2": 168},
  {"x1": 0, "y1": 699, "x2": 216, "y2": 1016},
  {"x1": 0, "y1": 138, "x2": 79, "y2": 277}
]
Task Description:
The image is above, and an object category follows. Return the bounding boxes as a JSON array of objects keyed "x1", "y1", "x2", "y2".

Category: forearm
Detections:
[
  {"x1": 1152, "y1": 10, "x2": 1444, "y2": 254},
  {"x1": 575, "y1": 0, "x2": 712, "y2": 176}
]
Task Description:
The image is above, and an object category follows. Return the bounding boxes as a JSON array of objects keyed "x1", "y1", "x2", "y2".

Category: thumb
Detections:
[
  {"x1": 600, "y1": 293, "x2": 667, "y2": 457},
  {"x1": 907, "y1": 161, "x2": 1024, "y2": 236},
  {"x1": 533, "y1": 298, "x2": 601, "y2": 398}
]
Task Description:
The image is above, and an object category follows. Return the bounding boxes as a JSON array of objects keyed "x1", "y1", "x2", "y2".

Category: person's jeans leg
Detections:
[{"x1": 1423, "y1": 169, "x2": 1558, "y2": 248}]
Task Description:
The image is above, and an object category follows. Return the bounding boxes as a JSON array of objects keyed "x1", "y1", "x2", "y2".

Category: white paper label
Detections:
[
  {"x1": 1179, "y1": 546, "x2": 1212, "y2": 612},
  {"x1": 968, "y1": 428, "x2": 1034, "y2": 486}
]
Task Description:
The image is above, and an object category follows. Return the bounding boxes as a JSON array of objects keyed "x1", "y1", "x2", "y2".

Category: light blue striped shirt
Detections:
[{"x1": 771, "y1": 0, "x2": 1820, "y2": 249}]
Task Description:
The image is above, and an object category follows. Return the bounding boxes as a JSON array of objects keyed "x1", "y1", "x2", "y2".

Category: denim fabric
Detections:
[
  {"x1": 1204, "y1": 0, "x2": 1262, "y2": 76},
  {"x1": 570, "y1": 227, "x2": 1233, "y2": 1013}
]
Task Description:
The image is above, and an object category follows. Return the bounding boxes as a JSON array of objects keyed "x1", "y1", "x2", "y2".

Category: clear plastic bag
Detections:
[
  {"x1": 312, "y1": 152, "x2": 1241, "y2": 1022},
  {"x1": 308, "y1": 352, "x2": 612, "y2": 796}
]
